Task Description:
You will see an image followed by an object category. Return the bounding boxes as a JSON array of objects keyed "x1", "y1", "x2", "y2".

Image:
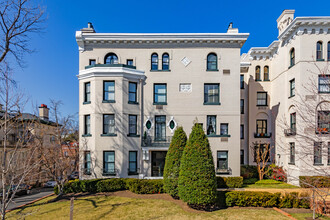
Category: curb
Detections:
[
  {"x1": 6, "y1": 192, "x2": 55, "y2": 213},
  {"x1": 273, "y1": 207, "x2": 297, "y2": 220}
]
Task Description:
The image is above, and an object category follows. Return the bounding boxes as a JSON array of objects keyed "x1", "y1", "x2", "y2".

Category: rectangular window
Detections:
[
  {"x1": 290, "y1": 78, "x2": 295, "y2": 97},
  {"x1": 290, "y1": 112, "x2": 296, "y2": 131},
  {"x1": 240, "y1": 150, "x2": 244, "y2": 165},
  {"x1": 257, "y1": 92, "x2": 267, "y2": 106},
  {"x1": 84, "y1": 151, "x2": 91, "y2": 175},
  {"x1": 240, "y1": 74, "x2": 244, "y2": 89},
  {"x1": 207, "y1": 115, "x2": 216, "y2": 135},
  {"x1": 314, "y1": 142, "x2": 322, "y2": 165},
  {"x1": 289, "y1": 142, "x2": 295, "y2": 164},
  {"x1": 155, "y1": 116, "x2": 166, "y2": 141},
  {"x1": 129, "y1": 115, "x2": 137, "y2": 135},
  {"x1": 154, "y1": 84, "x2": 167, "y2": 104},
  {"x1": 127, "y1": 59, "x2": 133, "y2": 66},
  {"x1": 103, "y1": 114, "x2": 115, "y2": 135},
  {"x1": 317, "y1": 111, "x2": 330, "y2": 133},
  {"x1": 240, "y1": 124, "x2": 244, "y2": 139},
  {"x1": 103, "y1": 151, "x2": 115, "y2": 175},
  {"x1": 129, "y1": 82, "x2": 137, "y2": 103},
  {"x1": 84, "y1": 115, "x2": 90, "y2": 135},
  {"x1": 103, "y1": 81, "x2": 115, "y2": 102},
  {"x1": 220, "y1": 123, "x2": 228, "y2": 135},
  {"x1": 129, "y1": 151, "x2": 138, "y2": 174},
  {"x1": 256, "y1": 119, "x2": 267, "y2": 134},
  {"x1": 89, "y1": 59, "x2": 96, "y2": 66},
  {"x1": 217, "y1": 151, "x2": 228, "y2": 170},
  {"x1": 204, "y1": 84, "x2": 220, "y2": 104},
  {"x1": 84, "y1": 82, "x2": 90, "y2": 103},
  {"x1": 240, "y1": 99, "x2": 244, "y2": 114},
  {"x1": 318, "y1": 75, "x2": 330, "y2": 93}
]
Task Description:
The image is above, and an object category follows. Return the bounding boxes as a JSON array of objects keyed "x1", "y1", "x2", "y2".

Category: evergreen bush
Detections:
[
  {"x1": 96, "y1": 178, "x2": 127, "y2": 192},
  {"x1": 178, "y1": 123, "x2": 217, "y2": 208},
  {"x1": 163, "y1": 126, "x2": 187, "y2": 198}
]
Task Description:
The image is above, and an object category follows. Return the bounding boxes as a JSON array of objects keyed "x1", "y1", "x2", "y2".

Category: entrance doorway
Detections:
[{"x1": 151, "y1": 151, "x2": 167, "y2": 177}]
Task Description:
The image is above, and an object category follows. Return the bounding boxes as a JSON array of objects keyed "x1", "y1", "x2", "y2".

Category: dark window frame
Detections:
[
  {"x1": 103, "y1": 81, "x2": 115, "y2": 102},
  {"x1": 257, "y1": 92, "x2": 267, "y2": 106},
  {"x1": 317, "y1": 111, "x2": 330, "y2": 133},
  {"x1": 84, "y1": 82, "x2": 90, "y2": 103},
  {"x1": 217, "y1": 151, "x2": 228, "y2": 170},
  {"x1": 290, "y1": 48, "x2": 295, "y2": 67},
  {"x1": 89, "y1": 59, "x2": 96, "y2": 66},
  {"x1": 290, "y1": 78, "x2": 295, "y2": 97},
  {"x1": 103, "y1": 114, "x2": 116, "y2": 135},
  {"x1": 207, "y1": 115, "x2": 217, "y2": 136},
  {"x1": 104, "y1": 53, "x2": 118, "y2": 64},
  {"x1": 155, "y1": 115, "x2": 166, "y2": 141},
  {"x1": 153, "y1": 83, "x2": 167, "y2": 105},
  {"x1": 264, "y1": 66, "x2": 269, "y2": 81},
  {"x1": 84, "y1": 151, "x2": 91, "y2": 175},
  {"x1": 317, "y1": 41, "x2": 323, "y2": 61},
  {"x1": 126, "y1": 59, "x2": 133, "y2": 66},
  {"x1": 220, "y1": 123, "x2": 229, "y2": 135},
  {"x1": 240, "y1": 99, "x2": 244, "y2": 114},
  {"x1": 290, "y1": 112, "x2": 296, "y2": 131},
  {"x1": 289, "y1": 142, "x2": 295, "y2": 164},
  {"x1": 207, "y1": 53, "x2": 218, "y2": 71},
  {"x1": 128, "y1": 151, "x2": 138, "y2": 175},
  {"x1": 240, "y1": 150, "x2": 244, "y2": 165},
  {"x1": 128, "y1": 115, "x2": 137, "y2": 135},
  {"x1": 240, "y1": 124, "x2": 244, "y2": 139},
  {"x1": 240, "y1": 74, "x2": 244, "y2": 89},
  {"x1": 151, "y1": 53, "x2": 158, "y2": 70},
  {"x1": 84, "y1": 115, "x2": 91, "y2": 135},
  {"x1": 128, "y1": 82, "x2": 138, "y2": 103},
  {"x1": 256, "y1": 119, "x2": 267, "y2": 134},
  {"x1": 318, "y1": 75, "x2": 330, "y2": 93},
  {"x1": 162, "y1": 53, "x2": 170, "y2": 70},
  {"x1": 103, "y1": 151, "x2": 115, "y2": 175},
  {"x1": 204, "y1": 83, "x2": 220, "y2": 105},
  {"x1": 314, "y1": 142, "x2": 323, "y2": 165},
  {"x1": 255, "y1": 66, "x2": 261, "y2": 81}
]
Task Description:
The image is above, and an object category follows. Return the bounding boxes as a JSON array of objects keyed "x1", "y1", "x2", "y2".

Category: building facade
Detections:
[
  {"x1": 76, "y1": 24, "x2": 249, "y2": 179},
  {"x1": 77, "y1": 10, "x2": 330, "y2": 185}
]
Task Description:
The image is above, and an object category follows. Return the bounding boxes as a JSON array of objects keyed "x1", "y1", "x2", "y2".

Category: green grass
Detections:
[
  {"x1": 7, "y1": 195, "x2": 290, "y2": 220},
  {"x1": 290, "y1": 212, "x2": 330, "y2": 220},
  {"x1": 243, "y1": 181, "x2": 299, "y2": 189}
]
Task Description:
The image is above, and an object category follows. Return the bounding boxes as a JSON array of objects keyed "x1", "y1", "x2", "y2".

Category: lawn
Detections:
[
  {"x1": 7, "y1": 195, "x2": 290, "y2": 220},
  {"x1": 243, "y1": 182, "x2": 299, "y2": 189}
]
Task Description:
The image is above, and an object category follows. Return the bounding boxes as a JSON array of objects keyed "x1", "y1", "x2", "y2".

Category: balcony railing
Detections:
[
  {"x1": 85, "y1": 64, "x2": 136, "y2": 70},
  {"x1": 284, "y1": 128, "x2": 296, "y2": 136},
  {"x1": 254, "y1": 132, "x2": 272, "y2": 138},
  {"x1": 216, "y1": 168, "x2": 230, "y2": 175},
  {"x1": 315, "y1": 128, "x2": 329, "y2": 134},
  {"x1": 142, "y1": 136, "x2": 172, "y2": 147}
]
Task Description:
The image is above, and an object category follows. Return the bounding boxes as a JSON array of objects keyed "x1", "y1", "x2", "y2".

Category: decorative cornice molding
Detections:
[
  {"x1": 75, "y1": 32, "x2": 249, "y2": 51},
  {"x1": 77, "y1": 67, "x2": 146, "y2": 80}
]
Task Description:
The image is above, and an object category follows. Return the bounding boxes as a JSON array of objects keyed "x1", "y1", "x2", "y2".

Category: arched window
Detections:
[
  {"x1": 104, "y1": 53, "x2": 118, "y2": 64},
  {"x1": 317, "y1": 41, "x2": 323, "y2": 60},
  {"x1": 207, "y1": 53, "x2": 217, "y2": 70},
  {"x1": 327, "y1": 41, "x2": 330, "y2": 60},
  {"x1": 151, "y1": 53, "x2": 158, "y2": 70},
  {"x1": 255, "y1": 66, "x2": 261, "y2": 81},
  {"x1": 264, "y1": 66, "x2": 269, "y2": 81},
  {"x1": 162, "y1": 53, "x2": 169, "y2": 70},
  {"x1": 290, "y1": 48, "x2": 295, "y2": 67}
]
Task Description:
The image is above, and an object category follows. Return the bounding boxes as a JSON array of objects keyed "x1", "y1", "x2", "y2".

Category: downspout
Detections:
[{"x1": 140, "y1": 77, "x2": 144, "y2": 178}]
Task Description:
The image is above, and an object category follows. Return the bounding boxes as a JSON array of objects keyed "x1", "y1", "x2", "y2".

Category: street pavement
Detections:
[{"x1": 7, "y1": 188, "x2": 54, "y2": 210}]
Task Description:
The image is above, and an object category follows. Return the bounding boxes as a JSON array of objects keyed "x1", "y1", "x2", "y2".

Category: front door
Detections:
[{"x1": 151, "y1": 151, "x2": 167, "y2": 177}]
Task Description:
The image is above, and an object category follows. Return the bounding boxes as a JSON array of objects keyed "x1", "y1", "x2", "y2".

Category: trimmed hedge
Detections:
[
  {"x1": 299, "y1": 176, "x2": 330, "y2": 188},
  {"x1": 255, "y1": 179, "x2": 282, "y2": 185},
  {"x1": 216, "y1": 177, "x2": 243, "y2": 188},
  {"x1": 126, "y1": 179, "x2": 164, "y2": 194},
  {"x1": 240, "y1": 165, "x2": 259, "y2": 179},
  {"x1": 178, "y1": 123, "x2": 217, "y2": 206},
  {"x1": 163, "y1": 126, "x2": 187, "y2": 198},
  {"x1": 225, "y1": 191, "x2": 309, "y2": 208},
  {"x1": 96, "y1": 178, "x2": 127, "y2": 192}
]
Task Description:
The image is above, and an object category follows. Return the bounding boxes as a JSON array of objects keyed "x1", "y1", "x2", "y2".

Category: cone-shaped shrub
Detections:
[
  {"x1": 178, "y1": 123, "x2": 217, "y2": 207},
  {"x1": 163, "y1": 126, "x2": 187, "y2": 198}
]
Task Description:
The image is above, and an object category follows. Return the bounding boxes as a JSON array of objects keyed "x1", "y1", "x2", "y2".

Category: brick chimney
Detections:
[{"x1": 39, "y1": 104, "x2": 49, "y2": 121}]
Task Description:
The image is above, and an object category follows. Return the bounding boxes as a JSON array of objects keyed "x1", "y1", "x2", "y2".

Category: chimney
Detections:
[
  {"x1": 39, "y1": 104, "x2": 49, "y2": 121},
  {"x1": 277, "y1": 10, "x2": 295, "y2": 36},
  {"x1": 227, "y1": 22, "x2": 239, "y2": 33},
  {"x1": 81, "y1": 22, "x2": 95, "y2": 33}
]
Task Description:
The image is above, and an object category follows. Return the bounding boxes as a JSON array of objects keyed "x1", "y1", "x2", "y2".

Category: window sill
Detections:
[
  {"x1": 82, "y1": 134, "x2": 92, "y2": 137},
  {"x1": 313, "y1": 163, "x2": 324, "y2": 166},
  {"x1": 102, "y1": 173, "x2": 116, "y2": 176},
  {"x1": 255, "y1": 79, "x2": 262, "y2": 82},
  {"x1": 102, "y1": 100, "x2": 116, "y2": 103},
  {"x1": 101, "y1": 134, "x2": 117, "y2": 137},
  {"x1": 219, "y1": 134, "x2": 231, "y2": 137},
  {"x1": 288, "y1": 95, "x2": 295, "y2": 99},
  {"x1": 316, "y1": 59, "x2": 325, "y2": 61},
  {"x1": 203, "y1": 102, "x2": 221, "y2": 105},
  {"x1": 83, "y1": 101, "x2": 91, "y2": 105},
  {"x1": 288, "y1": 64, "x2": 295, "y2": 69},
  {"x1": 288, "y1": 163, "x2": 295, "y2": 165},
  {"x1": 264, "y1": 79, "x2": 270, "y2": 81},
  {"x1": 127, "y1": 134, "x2": 140, "y2": 137},
  {"x1": 207, "y1": 134, "x2": 230, "y2": 137},
  {"x1": 128, "y1": 172, "x2": 139, "y2": 175},
  {"x1": 240, "y1": 87, "x2": 244, "y2": 89},
  {"x1": 206, "y1": 69, "x2": 219, "y2": 72},
  {"x1": 150, "y1": 69, "x2": 171, "y2": 72},
  {"x1": 153, "y1": 102, "x2": 167, "y2": 105},
  {"x1": 318, "y1": 91, "x2": 330, "y2": 94},
  {"x1": 128, "y1": 101, "x2": 139, "y2": 105},
  {"x1": 256, "y1": 105, "x2": 268, "y2": 107}
]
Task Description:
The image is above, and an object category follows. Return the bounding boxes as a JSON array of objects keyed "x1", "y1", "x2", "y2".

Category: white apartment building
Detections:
[
  {"x1": 76, "y1": 10, "x2": 330, "y2": 185},
  {"x1": 76, "y1": 24, "x2": 249, "y2": 179},
  {"x1": 240, "y1": 10, "x2": 330, "y2": 185}
]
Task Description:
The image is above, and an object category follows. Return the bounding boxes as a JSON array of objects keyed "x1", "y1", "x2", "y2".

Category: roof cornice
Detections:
[{"x1": 76, "y1": 32, "x2": 249, "y2": 51}]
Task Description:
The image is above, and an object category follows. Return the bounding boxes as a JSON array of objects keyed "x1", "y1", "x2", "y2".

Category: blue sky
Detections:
[{"x1": 13, "y1": 0, "x2": 330, "y2": 117}]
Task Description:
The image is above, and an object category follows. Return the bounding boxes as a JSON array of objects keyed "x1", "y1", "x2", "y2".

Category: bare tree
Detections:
[
  {"x1": 37, "y1": 100, "x2": 79, "y2": 196},
  {"x1": 250, "y1": 142, "x2": 273, "y2": 180},
  {"x1": 0, "y1": 0, "x2": 45, "y2": 65}
]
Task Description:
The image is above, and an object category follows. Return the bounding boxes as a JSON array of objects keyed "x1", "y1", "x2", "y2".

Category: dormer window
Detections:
[
  {"x1": 104, "y1": 53, "x2": 118, "y2": 64},
  {"x1": 207, "y1": 53, "x2": 217, "y2": 71}
]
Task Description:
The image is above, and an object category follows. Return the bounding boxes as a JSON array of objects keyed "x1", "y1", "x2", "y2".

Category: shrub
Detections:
[
  {"x1": 265, "y1": 164, "x2": 287, "y2": 182},
  {"x1": 240, "y1": 165, "x2": 258, "y2": 179},
  {"x1": 126, "y1": 179, "x2": 164, "y2": 194},
  {"x1": 226, "y1": 191, "x2": 280, "y2": 207},
  {"x1": 163, "y1": 126, "x2": 187, "y2": 198},
  {"x1": 178, "y1": 123, "x2": 217, "y2": 207},
  {"x1": 62, "y1": 179, "x2": 103, "y2": 194},
  {"x1": 299, "y1": 176, "x2": 330, "y2": 188},
  {"x1": 243, "y1": 178, "x2": 258, "y2": 185},
  {"x1": 96, "y1": 178, "x2": 127, "y2": 192},
  {"x1": 216, "y1": 177, "x2": 243, "y2": 188},
  {"x1": 54, "y1": 185, "x2": 59, "y2": 195},
  {"x1": 255, "y1": 179, "x2": 282, "y2": 185}
]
